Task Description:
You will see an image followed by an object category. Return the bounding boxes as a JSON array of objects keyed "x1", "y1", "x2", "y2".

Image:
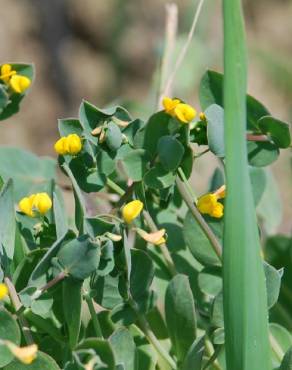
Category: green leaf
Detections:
[
  {"x1": 180, "y1": 146, "x2": 193, "y2": 179},
  {"x1": 182, "y1": 336, "x2": 205, "y2": 370},
  {"x1": 77, "y1": 338, "x2": 116, "y2": 370},
  {"x1": 130, "y1": 249, "x2": 154, "y2": 300},
  {"x1": 211, "y1": 292, "x2": 224, "y2": 327},
  {"x1": 109, "y1": 328, "x2": 136, "y2": 370},
  {"x1": 199, "y1": 69, "x2": 270, "y2": 130},
  {"x1": 223, "y1": 0, "x2": 271, "y2": 368},
  {"x1": 29, "y1": 232, "x2": 70, "y2": 287},
  {"x1": 280, "y1": 347, "x2": 292, "y2": 370},
  {"x1": 157, "y1": 135, "x2": 185, "y2": 171},
  {"x1": 94, "y1": 273, "x2": 123, "y2": 309},
  {"x1": 205, "y1": 104, "x2": 225, "y2": 157},
  {"x1": 56, "y1": 235, "x2": 100, "y2": 280},
  {"x1": 53, "y1": 190, "x2": 68, "y2": 239},
  {"x1": 62, "y1": 163, "x2": 86, "y2": 234},
  {"x1": 121, "y1": 149, "x2": 149, "y2": 182},
  {"x1": 270, "y1": 324, "x2": 292, "y2": 368},
  {"x1": 249, "y1": 166, "x2": 267, "y2": 206},
  {"x1": 248, "y1": 141, "x2": 279, "y2": 167},
  {"x1": 58, "y1": 119, "x2": 83, "y2": 137},
  {"x1": 63, "y1": 278, "x2": 83, "y2": 349},
  {"x1": 183, "y1": 211, "x2": 222, "y2": 266},
  {"x1": 0, "y1": 179, "x2": 15, "y2": 259},
  {"x1": 106, "y1": 122, "x2": 123, "y2": 151},
  {"x1": 258, "y1": 116, "x2": 291, "y2": 149},
  {"x1": 0, "y1": 147, "x2": 56, "y2": 200},
  {"x1": 165, "y1": 274, "x2": 196, "y2": 363},
  {"x1": 264, "y1": 262, "x2": 282, "y2": 309},
  {"x1": 144, "y1": 163, "x2": 176, "y2": 190},
  {"x1": 198, "y1": 266, "x2": 222, "y2": 297},
  {"x1": 134, "y1": 112, "x2": 172, "y2": 157},
  {"x1": 0, "y1": 309, "x2": 21, "y2": 367},
  {"x1": 0, "y1": 85, "x2": 9, "y2": 113},
  {"x1": 4, "y1": 351, "x2": 60, "y2": 370},
  {"x1": 257, "y1": 170, "x2": 282, "y2": 235}
]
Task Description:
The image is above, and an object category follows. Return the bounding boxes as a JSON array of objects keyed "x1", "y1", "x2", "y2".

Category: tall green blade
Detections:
[{"x1": 223, "y1": 0, "x2": 271, "y2": 369}]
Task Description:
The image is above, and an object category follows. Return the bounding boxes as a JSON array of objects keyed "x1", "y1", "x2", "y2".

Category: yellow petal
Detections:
[
  {"x1": 214, "y1": 185, "x2": 226, "y2": 199},
  {"x1": 199, "y1": 112, "x2": 206, "y2": 121},
  {"x1": 122, "y1": 200, "x2": 144, "y2": 224},
  {"x1": 66, "y1": 134, "x2": 82, "y2": 155},
  {"x1": 210, "y1": 202, "x2": 224, "y2": 218},
  {"x1": 6, "y1": 342, "x2": 38, "y2": 365},
  {"x1": 136, "y1": 228, "x2": 166, "y2": 245},
  {"x1": 33, "y1": 192, "x2": 52, "y2": 215},
  {"x1": 54, "y1": 137, "x2": 67, "y2": 155},
  {"x1": 18, "y1": 196, "x2": 35, "y2": 217},
  {"x1": 9, "y1": 75, "x2": 31, "y2": 94},
  {"x1": 197, "y1": 193, "x2": 217, "y2": 215},
  {"x1": 0, "y1": 64, "x2": 16, "y2": 84},
  {"x1": 162, "y1": 97, "x2": 180, "y2": 116},
  {"x1": 0, "y1": 283, "x2": 8, "y2": 300},
  {"x1": 174, "y1": 103, "x2": 196, "y2": 124}
]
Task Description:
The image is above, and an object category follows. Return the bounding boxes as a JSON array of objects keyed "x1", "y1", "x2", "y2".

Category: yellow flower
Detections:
[
  {"x1": 18, "y1": 196, "x2": 35, "y2": 217},
  {"x1": 9, "y1": 75, "x2": 31, "y2": 94},
  {"x1": 174, "y1": 103, "x2": 196, "y2": 124},
  {"x1": 54, "y1": 137, "x2": 67, "y2": 155},
  {"x1": 199, "y1": 112, "x2": 206, "y2": 121},
  {"x1": 32, "y1": 193, "x2": 52, "y2": 215},
  {"x1": 18, "y1": 193, "x2": 52, "y2": 217},
  {"x1": 135, "y1": 228, "x2": 166, "y2": 245},
  {"x1": 122, "y1": 200, "x2": 144, "y2": 224},
  {"x1": 0, "y1": 64, "x2": 16, "y2": 84},
  {"x1": 162, "y1": 97, "x2": 181, "y2": 116},
  {"x1": 197, "y1": 186, "x2": 225, "y2": 219},
  {"x1": 0, "y1": 283, "x2": 8, "y2": 300},
  {"x1": 6, "y1": 342, "x2": 38, "y2": 364},
  {"x1": 54, "y1": 134, "x2": 82, "y2": 155},
  {"x1": 197, "y1": 194, "x2": 218, "y2": 215}
]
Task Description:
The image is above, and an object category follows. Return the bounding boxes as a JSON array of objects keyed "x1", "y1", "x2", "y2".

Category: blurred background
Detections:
[{"x1": 0, "y1": 0, "x2": 291, "y2": 232}]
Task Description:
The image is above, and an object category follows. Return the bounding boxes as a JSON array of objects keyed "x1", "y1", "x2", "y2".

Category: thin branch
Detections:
[
  {"x1": 4, "y1": 277, "x2": 34, "y2": 345},
  {"x1": 157, "y1": 3, "x2": 178, "y2": 108},
  {"x1": 161, "y1": 0, "x2": 205, "y2": 98},
  {"x1": 176, "y1": 177, "x2": 222, "y2": 260}
]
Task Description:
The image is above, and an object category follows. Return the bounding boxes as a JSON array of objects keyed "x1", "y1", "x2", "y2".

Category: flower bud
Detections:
[
  {"x1": 54, "y1": 137, "x2": 67, "y2": 155},
  {"x1": 66, "y1": 134, "x2": 82, "y2": 155},
  {"x1": 33, "y1": 192, "x2": 52, "y2": 215},
  {"x1": 122, "y1": 200, "x2": 143, "y2": 224}
]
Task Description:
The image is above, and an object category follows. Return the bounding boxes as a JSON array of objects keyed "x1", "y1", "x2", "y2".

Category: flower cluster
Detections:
[
  {"x1": 163, "y1": 97, "x2": 196, "y2": 124},
  {"x1": 18, "y1": 192, "x2": 52, "y2": 217},
  {"x1": 54, "y1": 134, "x2": 83, "y2": 155},
  {"x1": 0, "y1": 64, "x2": 31, "y2": 94},
  {"x1": 197, "y1": 185, "x2": 225, "y2": 218}
]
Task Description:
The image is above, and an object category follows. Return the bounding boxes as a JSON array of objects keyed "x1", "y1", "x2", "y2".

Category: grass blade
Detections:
[{"x1": 223, "y1": 0, "x2": 271, "y2": 369}]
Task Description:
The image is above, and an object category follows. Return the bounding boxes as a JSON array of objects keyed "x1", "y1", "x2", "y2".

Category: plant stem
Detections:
[
  {"x1": 162, "y1": 0, "x2": 205, "y2": 97},
  {"x1": 106, "y1": 178, "x2": 177, "y2": 276},
  {"x1": 129, "y1": 297, "x2": 177, "y2": 369},
  {"x1": 178, "y1": 167, "x2": 197, "y2": 202},
  {"x1": 84, "y1": 294, "x2": 103, "y2": 339},
  {"x1": 175, "y1": 177, "x2": 222, "y2": 260},
  {"x1": 203, "y1": 341, "x2": 223, "y2": 370},
  {"x1": 107, "y1": 178, "x2": 125, "y2": 197},
  {"x1": 4, "y1": 277, "x2": 34, "y2": 345},
  {"x1": 143, "y1": 210, "x2": 177, "y2": 277}
]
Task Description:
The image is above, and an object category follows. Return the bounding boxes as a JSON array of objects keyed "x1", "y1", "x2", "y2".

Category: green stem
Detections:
[
  {"x1": 4, "y1": 277, "x2": 34, "y2": 345},
  {"x1": 84, "y1": 294, "x2": 103, "y2": 339},
  {"x1": 175, "y1": 177, "x2": 222, "y2": 260},
  {"x1": 107, "y1": 178, "x2": 125, "y2": 197},
  {"x1": 203, "y1": 341, "x2": 223, "y2": 370},
  {"x1": 129, "y1": 297, "x2": 177, "y2": 369},
  {"x1": 143, "y1": 211, "x2": 177, "y2": 277},
  {"x1": 178, "y1": 167, "x2": 197, "y2": 202}
]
